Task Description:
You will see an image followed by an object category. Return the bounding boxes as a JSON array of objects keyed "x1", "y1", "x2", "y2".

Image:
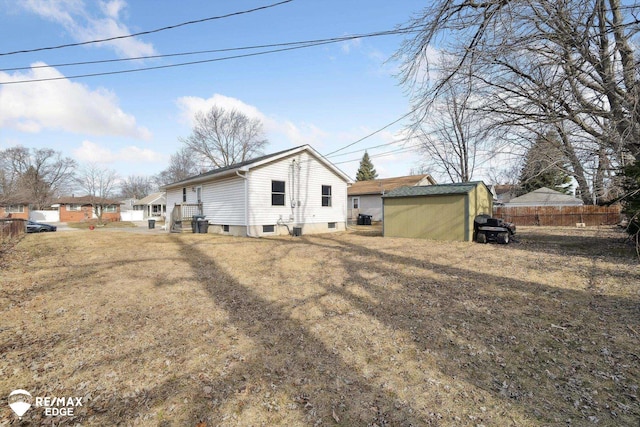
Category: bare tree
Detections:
[
  {"x1": 180, "y1": 106, "x2": 268, "y2": 169},
  {"x1": 155, "y1": 147, "x2": 200, "y2": 187},
  {"x1": 0, "y1": 146, "x2": 76, "y2": 208},
  {"x1": 76, "y1": 164, "x2": 118, "y2": 223},
  {"x1": 415, "y1": 65, "x2": 491, "y2": 183},
  {"x1": 119, "y1": 175, "x2": 154, "y2": 199},
  {"x1": 397, "y1": 0, "x2": 640, "y2": 203}
]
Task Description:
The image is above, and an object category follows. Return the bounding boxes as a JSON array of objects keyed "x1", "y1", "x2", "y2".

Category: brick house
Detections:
[
  {"x1": 0, "y1": 201, "x2": 30, "y2": 220},
  {"x1": 53, "y1": 196, "x2": 122, "y2": 222}
]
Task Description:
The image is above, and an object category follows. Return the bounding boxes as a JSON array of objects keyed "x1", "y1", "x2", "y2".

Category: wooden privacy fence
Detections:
[
  {"x1": 0, "y1": 218, "x2": 26, "y2": 241},
  {"x1": 494, "y1": 205, "x2": 622, "y2": 226}
]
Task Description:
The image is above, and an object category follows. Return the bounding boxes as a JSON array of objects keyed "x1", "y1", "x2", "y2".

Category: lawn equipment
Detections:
[{"x1": 474, "y1": 214, "x2": 516, "y2": 244}]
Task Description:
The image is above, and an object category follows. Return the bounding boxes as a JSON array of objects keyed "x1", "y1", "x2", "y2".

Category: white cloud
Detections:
[
  {"x1": 176, "y1": 93, "x2": 329, "y2": 149},
  {"x1": 0, "y1": 62, "x2": 151, "y2": 139},
  {"x1": 74, "y1": 140, "x2": 164, "y2": 163},
  {"x1": 176, "y1": 94, "x2": 267, "y2": 127},
  {"x1": 341, "y1": 38, "x2": 362, "y2": 54},
  {"x1": 20, "y1": 0, "x2": 155, "y2": 58}
]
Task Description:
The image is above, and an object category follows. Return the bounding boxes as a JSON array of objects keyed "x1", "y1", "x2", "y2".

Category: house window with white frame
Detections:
[
  {"x1": 104, "y1": 205, "x2": 117, "y2": 213},
  {"x1": 5, "y1": 205, "x2": 25, "y2": 213},
  {"x1": 182, "y1": 188, "x2": 187, "y2": 203},
  {"x1": 322, "y1": 185, "x2": 332, "y2": 207},
  {"x1": 67, "y1": 204, "x2": 81, "y2": 211}
]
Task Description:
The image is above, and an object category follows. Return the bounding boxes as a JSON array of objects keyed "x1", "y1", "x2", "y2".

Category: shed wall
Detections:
[{"x1": 384, "y1": 195, "x2": 467, "y2": 241}]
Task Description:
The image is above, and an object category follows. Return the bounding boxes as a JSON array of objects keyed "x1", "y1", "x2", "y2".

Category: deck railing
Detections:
[{"x1": 170, "y1": 203, "x2": 203, "y2": 232}]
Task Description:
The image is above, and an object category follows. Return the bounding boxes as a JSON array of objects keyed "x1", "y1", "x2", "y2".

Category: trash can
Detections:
[
  {"x1": 197, "y1": 219, "x2": 209, "y2": 234},
  {"x1": 363, "y1": 215, "x2": 372, "y2": 226},
  {"x1": 192, "y1": 215, "x2": 204, "y2": 233},
  {"x1": 357, "y1": 214, "x2": 364, "y2": 225},
  {"x1": 148, "y1": 219, "x2": 156, "y2": 229}
]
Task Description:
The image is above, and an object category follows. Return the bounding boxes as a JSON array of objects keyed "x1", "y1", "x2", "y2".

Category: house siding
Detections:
[
  {"x1": 348, "y1": 194, "x2": 382, "y2": 221},
  {"x1": 247, "y1": 151, "x2": 347, "y2": 235},
  {"x1": 201, "y1": 176, "x2": 245, "y2": 225}
]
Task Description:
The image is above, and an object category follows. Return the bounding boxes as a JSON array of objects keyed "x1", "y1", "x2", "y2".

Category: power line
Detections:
[
  {"x1": 323, "y1": 104, "x2": 423, "y2": 158},
  {"x1": 0, "y1": 26, "x2": 421, "y2": 73},
  {"x1": 0, "y1": 0, "x2": 294, "y2": 57},
  {"x1": 0, "y1": 27, "x2": 420, "y2": 85}
]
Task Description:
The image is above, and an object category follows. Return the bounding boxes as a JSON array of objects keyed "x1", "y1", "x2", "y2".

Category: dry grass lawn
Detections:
[{"x1": 1, "y1": 226, "x2": 639, "y2": 426}]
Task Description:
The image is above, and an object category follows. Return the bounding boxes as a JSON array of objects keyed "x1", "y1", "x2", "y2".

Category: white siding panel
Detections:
[
  {"x1": 165, "y1": 187, "x2": 183, "y2": 224},
  {"x1": 247, "y1": 151, "x2": 347, "y2": 227},
  {"x1": 201, "y1": 176, "x2": 245, "y2": 224}
]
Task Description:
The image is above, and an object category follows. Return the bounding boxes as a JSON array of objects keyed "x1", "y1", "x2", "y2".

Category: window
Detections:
[
  {"x1": 271, "y1": 180, "x2": 285, "y2": 206},
  {"x1": 263, "y1": 225, "x2": 275, "y2": 233},
  {"x1": 182, "y1": 188, "x2": 187, "y2": 203},
  {"x1": 67, "y1": 204, "x2": 81, "y2": 211},
  {"x1": 196, "y1": 186, "x2": 202, "y2": 203},
  {"x1": 104, "y1": 205, "x2": 117, "y2": 213},
  {"x1": 222, "y1": 225, "x2": 230, "y2": 232},
  {"x1": 6, "y1": 205, "x2": 24, "y2": 213},
  {"x1": 322, "y1": 185, "x2": 332, "y2": 207},
  {"x1": 328, "y1": 222, "x2": 336, "y2": 229},
  {"x1": 352, "y1": 197, "x2": 359, "y2": 209}
]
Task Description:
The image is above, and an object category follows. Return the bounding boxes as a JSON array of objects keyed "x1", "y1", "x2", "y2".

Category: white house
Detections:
[
  {"x1": 133, "y1": 192, "x2": 166, "y2": 219},
  {"x1": 163, "y1": 145, "x2": 352, "y2": 236},
  {"x1": 347, "y1": 174, "x2": 437, "y2": 222}
]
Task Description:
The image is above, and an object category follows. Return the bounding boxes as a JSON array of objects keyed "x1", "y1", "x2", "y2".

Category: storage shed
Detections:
[{"x1": 382, "y1": 181, "x2": 493, "y2": 242}]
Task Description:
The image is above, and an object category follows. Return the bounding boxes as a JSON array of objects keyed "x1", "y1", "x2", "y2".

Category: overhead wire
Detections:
[
  {"x1": 0, "y1": 27, "x2": 422, "y2": 85},
  {"x1": 0, "y1": 0, "x2": 294, "y2": 57},
  {"x1": 0, "y1": 26, "x2": 422, "y2": 73}
]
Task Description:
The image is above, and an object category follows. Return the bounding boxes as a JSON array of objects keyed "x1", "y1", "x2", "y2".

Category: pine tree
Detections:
[
  {"x1": 518, "y1": 133, "x2": 572, "y2": 195},
  {"x1": 355, "y1": 151, "x2": 378, "y2": 181}
]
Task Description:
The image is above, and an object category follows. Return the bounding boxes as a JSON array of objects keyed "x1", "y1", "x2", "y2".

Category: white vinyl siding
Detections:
[
  {"x1": 201, "y1": 176, "x2": 245, "y2": 225},
  {"x1": 247, "y1": 151, "x2": 347, "y2": 227}
]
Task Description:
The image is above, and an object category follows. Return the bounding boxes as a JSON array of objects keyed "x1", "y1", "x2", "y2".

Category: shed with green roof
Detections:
[{"x1": 382, "y1": 181, "x2": 493, "y2": 241}]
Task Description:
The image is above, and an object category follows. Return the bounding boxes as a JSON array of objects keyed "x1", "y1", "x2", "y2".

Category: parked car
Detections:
[{"x1": 26, "y1": 220, "x2": 57, "y2": 233}]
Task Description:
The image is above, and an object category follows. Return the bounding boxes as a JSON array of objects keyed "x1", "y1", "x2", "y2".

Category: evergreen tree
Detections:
[
  {"x1": 518, "y1": 133, "x2": 572, "y2": 195},
  {"x1": 355, "y1": 151, "x2": 378, "y2": 181}
]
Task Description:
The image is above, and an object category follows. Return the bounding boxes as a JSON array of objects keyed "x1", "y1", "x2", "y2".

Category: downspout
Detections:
[{"x1": 236, "y1": 169, "x2": 259, "y2": 238}]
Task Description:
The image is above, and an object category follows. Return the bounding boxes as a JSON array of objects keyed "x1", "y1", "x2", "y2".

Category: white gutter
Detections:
[{"x1": 235, "y1": 169, "x2": 259, "y2": 238}]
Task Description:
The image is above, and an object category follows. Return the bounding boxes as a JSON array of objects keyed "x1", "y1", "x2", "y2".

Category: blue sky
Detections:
[{"x1": 0, "y1": 0, "x2": 430, "y2": 183}]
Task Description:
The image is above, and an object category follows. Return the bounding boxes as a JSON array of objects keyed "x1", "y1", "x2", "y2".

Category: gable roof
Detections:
[
  {"x1": 53, "y1": 196, "x2": 122, "y2": 205},
  {"x1": 505, "y1": 187, "x2": 583, "y2": 206},
  {"x1": 162, "y1": 144, "x2": 352, "y2": 189},
  {"x1": 348, "y1": 174, "x2": 437, "y2": 196},
  {"x1": 383, "y1": 181, "x2": 487, "y2": 198},
  {"x1": 134, "y1": 192, "x2": 166, "y2": 206}
]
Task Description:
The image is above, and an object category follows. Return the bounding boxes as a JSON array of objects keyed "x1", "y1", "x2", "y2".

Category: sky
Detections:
[{"x1": 0, "y1": 0, "x2": 435, "y2": 186}]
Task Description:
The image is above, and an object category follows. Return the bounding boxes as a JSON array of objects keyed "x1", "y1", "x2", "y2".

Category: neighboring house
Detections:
[
  {"x1": 504, "y1": 187, "x2": 583, "y2": 207},
  {"x1": 163, "y1": 144, "x2": 352, "y2": 236},
  {"x1": 490, "y1": 184, "x2": 519, "y2": 205},
  {"x1": 383, "y1": 181, "x2": 493, "y2": 242},
  {"x1": 133, "y1": 192, "x2": 166, "y2": 219},
  {"x1": 348, "y1": 174, "x2": 437, "y2": 221},
  {"x1": 0, "y1": 202, "x2": 30, "y2": 220},
  {"x1": 52, "y1": 196, "x2": 122, "y2": 222}
]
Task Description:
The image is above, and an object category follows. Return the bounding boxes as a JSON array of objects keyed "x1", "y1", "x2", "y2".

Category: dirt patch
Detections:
[{"x1": 0, "y1": 226, "x2": 638, "y2": 425}]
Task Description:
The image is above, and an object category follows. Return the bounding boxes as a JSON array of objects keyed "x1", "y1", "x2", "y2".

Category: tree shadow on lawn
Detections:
[
  {"x1": 292, "y1": 234, "x2": 640, "y2": 425},
  {"x1": 157, "y1": 238, "x2": 428, "y2": 426}
]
